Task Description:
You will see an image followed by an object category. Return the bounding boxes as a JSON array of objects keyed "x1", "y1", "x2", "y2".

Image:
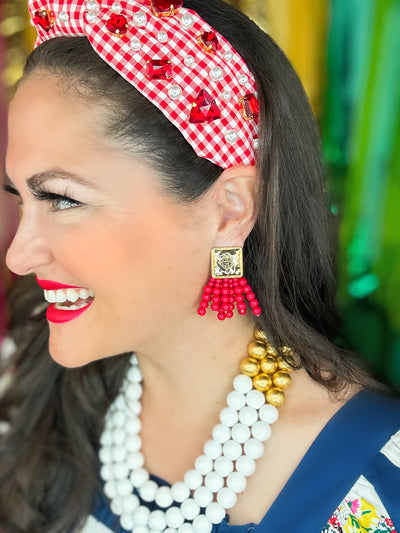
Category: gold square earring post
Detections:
[{"x1": 211, "y1": 247, "x2": 243, "y2": 279}]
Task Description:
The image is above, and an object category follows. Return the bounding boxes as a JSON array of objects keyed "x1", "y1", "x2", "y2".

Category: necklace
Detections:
[{"x1": 99, "y1": 329, "x2": 293, "y2": 533}]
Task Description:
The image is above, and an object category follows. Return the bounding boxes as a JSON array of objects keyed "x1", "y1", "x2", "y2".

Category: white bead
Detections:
[
  {"x1": 179, "y1": 524, "x2": 194, "y2": 533},
  {"x1": 181, "y1": 498, "x2": 201, "y2": 520},
  {"x1": 86, "y1": 11, "x2": 99, "y2": 24},
  {"x1": 155, "y1": 486, "x2": 173, "y2": 508},
  {"x1": 140, "y1": 480, "x2": 158, "y2": 502},
  {"x1": 112, "y1": 411, "x2": 126, "y2": 429},
  {"x1": 238, "y1": 406, "x2": 258, "y2": 426},
  {"x1": 112, "y1": 427, "x2": 125, "y2": 445},
  {"x1": 126, "y1": 451, "x2": 144, "y2": 470},
  {"x1": 203, "y1": 440, "x2": 222, "y2": 460},
  {"x1": 120, "y1": 513, "x2": 135, "y2": 530},
  {"x1": 127, "y1": 399, "x2": 142, "y2": 415},
  {"x1": 130, "y1": 467, "x2": 149, "y2": 488},
  {"x1": 184, "y1": 55, "x2": 195, "y2": 67},
  {"x1": 222, "y1": 440, "x2": 242, "y2": 461},
  {"x1": 210, "y1": 66, "x2": 223, "y2": 80},
  {"x1": 134, "y1": 527, "x2": 149, "y2": 533},
  {"x1": 259, "y1": 404, "x2": 279, "y2": 424},
  {"x1": 222, "y1": 90, "x2": 232, "y2": 102},
  {"x1": 157, "y1": 31, "x2": 168, "y2": 43},
  {"x1": 99, "y1": 446, "x2": 113, "y2": 464},
  {"x1": 122, "y1": 493, "x2": 140, "y2": 513},
  {"x1": 238, "y1": 74, "x2": 248, "y2": 85},
  {"x1": 133, "y1": 505, "x2": 150, "y2": 526},
  {"x1": 100, "y1": 429, "x2": 113, "y2": 446},
  {"x1": 231, "y1": 423, "x2": 251, "y2": 444},
  {"x1": 165, "y1": 529, "x2": 178, "y2": 533},
  {"x1": 211, "y1": 424, "x2": 230, "y2": 444},
  {"x1": 193, "y1": 486, "x2": 213, "y2": 508},
  {"x1": 251, "y1": 421, "x2": 271, "y2": 442},
  {"x1": 130, "y1": 37, "x2": 142, "y2": 51},
  {"x1": 244, "y1": 438, "x2": 264, "y2": 459},
  {"x1": 193, "y1": 515, "x2": 213, "y2": 533},
  {"x1": 111, "y1": 1, "x2": 122, "y2": 14},
  {"x1": 113, "y1": 462, "x2": 130, "y2": 480},
  {"x1": 110, "y1": 496, "x2": 123, "y2": 515},
  {"x1": 253, "y1": 138, "x2": 260, "y2": 150},
  {"x1": 126, "y1": 417, "x2": 141, "y2": 435},
  {"x1": 226, "y1": 391, "x2": 246, "y2": 410},
  {"x1": 125, "y1": 382, "x2": 142, "y2": 400},
  {"x1": 165, "y1": 507, "x2": 184, "y2": 529},
  {"x1": 214, "y1": 456, "x2": 234, "y2": 477},
  {"x1": 112, "y1": 444, "x2": 126, "y2": 462},
  {"x1": 86, "y1": 0, "x2": 99, "y2": 11},
  {"x1": 133, "y1": 11, "x2": 147, "y2": 27},
  {"x1": 58, "y1": 11, "x2": 69, "y2": 22},
  {"x1": 130, "y1": 353, "x2": 138, "y2": 365},
  {"x1": 224, "y1": 50, "x2": 233, "y2": 61},
  {"x1": 171, "y1": 482, "x2": 190, "y2": 503},
  {"x1": 205, "y1": 502, "x2": 226, "y2": 524},
  {"x1": 127, "y1": 364, "x2": 142, "y2": 383},
  {"x1": 181, "y1": 13, "x2": 194, "y2": 29},
  {"x1": 195, "y1": 455, "x2": 213, "y2": 475},
  {"x1": 204, "y1": 472, "x2": 224, "y2": 493},
  {"x1": 233, "y1": 374, "x2": 253, "y2": 394},
  {"x1": 225, "y1": 130, "x2": 239, "y2": 144},
  {"x1": 148, "y1": 510, "x2": 167, "y2": 531},
  {"x1": 227, "y1": 471, "x2": 247, "y2": 493},
  {"x1": 184, "y1": 469, "x2": 203, "y2": 490},
  {"x1": 235, "y1": 455, "x2": 256, "y2": 477},
  {"x1": 125, "y1": 434, "x2": 141, "y2": 452},
  {"x1": 114, "y1": 394, "x2": 127, "y2": 411},
  {"x1": 219, "y1": 407, "x2": 238, "y2": 427},
  {"x1": 245, "y1": 390, "x2": 265, "y2": 410},
  {"x1": 116, "y1": 478, "x2": 132, "y2": 497},
  {"x1": 100, "y1": 463, "x2": 114, "y2": 481},
  {"x1": 103, "y1": 480, "x2": 117, "y2": 499},
  {"x1": 217, "y1": 487, "x2": 237, "y2": 509},
  {"x1": 168, "y1": 85, "x2": 183, "y2": 100}
]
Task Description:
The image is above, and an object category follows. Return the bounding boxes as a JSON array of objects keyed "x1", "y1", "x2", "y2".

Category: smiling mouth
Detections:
[{"x1": 44, "y1": 288, "x2": 95, "y2": 311}]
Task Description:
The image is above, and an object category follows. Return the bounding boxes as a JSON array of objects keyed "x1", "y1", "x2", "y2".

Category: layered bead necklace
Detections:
[{"x1": 99, "y1": 329, "x2": 293, "y2": 533}]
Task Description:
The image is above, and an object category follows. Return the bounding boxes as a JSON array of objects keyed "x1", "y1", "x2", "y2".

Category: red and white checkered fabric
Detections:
[{"x1": 28, "y1": 0, "x2": 259, "y2": 168}]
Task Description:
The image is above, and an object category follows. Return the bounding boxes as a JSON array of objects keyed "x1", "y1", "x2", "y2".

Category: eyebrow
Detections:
[{"x1": 4, "y1": 168, "x2": 97, "y2": 192}]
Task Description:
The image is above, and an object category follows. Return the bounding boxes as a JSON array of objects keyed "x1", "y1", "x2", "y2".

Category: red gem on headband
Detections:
[
  {"x1": 198, "y1": 31, "x2": 219, "y2": 53},
  {"x1": 146, "y1": 59, "x2": 172, "y2": 80},
  {"x1": 190, "y1": 90, "x2": 221, "y2": 124},
  {"x1": 33, "y1": 9, "x2": 55, "y2": 31},
  {"x1": 105, "y1": 13, "x2": 129, "y2": 35},
  {"x1": 150, "y1": 0, "x2": 183, "y2": 17},
  {"x1": 240, "y1": 93, "x2": 260, "y2": 121}
]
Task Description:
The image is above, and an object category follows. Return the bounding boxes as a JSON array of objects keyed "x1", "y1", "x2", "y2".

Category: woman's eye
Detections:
[{"x1": 51, "y1": 197, "x2": 81, "y2": 211}]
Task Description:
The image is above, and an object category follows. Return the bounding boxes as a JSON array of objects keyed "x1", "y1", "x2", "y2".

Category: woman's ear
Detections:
[{"x1": 212, "y1": 165, "x2": 258, "y2": 247}]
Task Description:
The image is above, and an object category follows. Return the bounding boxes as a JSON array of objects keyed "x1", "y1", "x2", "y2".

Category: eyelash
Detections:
[{"x1": 3, "y1": 184, "x2": 83, "y2": 212}]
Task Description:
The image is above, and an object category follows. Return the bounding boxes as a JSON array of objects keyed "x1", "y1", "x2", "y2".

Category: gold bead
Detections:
[
  {"x1": 259, "y1": 356, "x2": 278, "y2": 374},
  {"x1": 277, "y1": 356, "x2": 294, "y2": 371},
  {"x1": 281, "y1": 346, "x2": 293, "y2": 356},
  {"x1": 266, "y1": 387, "x2": 286, "y2": 407},
  {"x1": 240, "y1": 357, "x2": 260, "y2": 377},
  {"x1": 272, "y1": 370, "x2": 291, "y2": 389},
  {"x1": 252, "y1": 373, "x2": 272, "y2": 392},
  {"x1": 266, "y1": 345, "x2": 278, "y2": 357},
  {"x1": 247, "y1": 340, "x2": 267, "y2": 360},
  {"x1": 253, "y1": 328, "x2": 269, "y2": 344}
]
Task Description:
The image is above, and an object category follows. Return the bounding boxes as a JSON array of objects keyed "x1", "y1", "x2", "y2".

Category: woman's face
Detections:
[{"x1": 5, "y1": 75, "x2": 215, "y2": 367}]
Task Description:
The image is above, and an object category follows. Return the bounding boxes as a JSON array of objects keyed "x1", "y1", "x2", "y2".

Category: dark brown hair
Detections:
[{"x1": 0, "y1": 1, "x2": 381, "y2": 531}]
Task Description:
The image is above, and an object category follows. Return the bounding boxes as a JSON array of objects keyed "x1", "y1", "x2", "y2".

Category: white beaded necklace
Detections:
[{"x1": 99, "y1": 352, "x2": 281, "y2": 533}]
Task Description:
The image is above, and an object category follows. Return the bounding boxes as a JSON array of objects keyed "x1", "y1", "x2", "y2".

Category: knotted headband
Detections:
[{"x1": 28, "y1": 0, "x2": 259, "y2": 169}]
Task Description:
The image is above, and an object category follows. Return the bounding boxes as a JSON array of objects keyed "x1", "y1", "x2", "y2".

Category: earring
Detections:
[{"x1": 197, "y1": 247, "x2": 262, "y2": 320}]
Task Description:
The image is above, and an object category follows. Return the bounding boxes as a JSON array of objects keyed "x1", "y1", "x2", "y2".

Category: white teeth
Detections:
[
  {"x1": 43, "y1": 287, "x2": 95, "y2": 304},
  {"x1": 54, "y1": 301, "x2": 91, "y2": 311}
]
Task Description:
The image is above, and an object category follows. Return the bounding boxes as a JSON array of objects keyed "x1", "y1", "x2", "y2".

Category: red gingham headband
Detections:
[{"x1": 28, "y1": 0, "x2": 259, "y2": 169}]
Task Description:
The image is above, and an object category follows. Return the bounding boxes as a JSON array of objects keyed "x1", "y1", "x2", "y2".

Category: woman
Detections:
[{"x1": 0, "y1": 0, "x2": 399, "y2": 532}]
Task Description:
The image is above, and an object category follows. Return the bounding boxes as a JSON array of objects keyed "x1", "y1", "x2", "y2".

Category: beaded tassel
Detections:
[{"x1": 197, "y1": 277, "x2": 261, "y2": 320}]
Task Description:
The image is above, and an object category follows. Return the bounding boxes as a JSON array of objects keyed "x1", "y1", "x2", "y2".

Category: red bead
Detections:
[
  {"x1": 221, "y1": 304, "x2": 230, "y2": 312},
  {"x1": 146, "y1": 59, "x2": 172, "y2": 80},
  {"x1": 226, "y1": 311, "x2": 234, "y2": 318},
  {"x1": 221, "y1": 296, "x2": 229, "y2": 304},
  {"x1": 234, "y1": 287, "x2": 243, "y2": 294},
  {"x1": 198, "y1": 31, "x2": 219, "y2": 53},
  {"x1": 247, "y1": 292, "x2": 255, "y2": 300},
  {"x1": 217, "y1": 313, "x2": 226, "y2": 320},
  {"x1": 202, "y1": 294, "x2": 211, "y2": 302},
  {"x1": 204, "y1": 286, "x2": 212, "y2": 294},
  {"x1": 197, "y1": 308, "x2": 206, "y2": 316},
  {"x1": 239, "y1": 278, "x2": 247, "y2": 286},
  {"x1": 249, "y1": 300, "x2": 258, "y2": 308},
  {"x1": 235, "y1": 295, "x2": 244, "y2": 303},
  {"x1": 243, "y1": 285, "x2": 251, "y2": 293},
  {"x1": 237, "y1": 303, "x2": 246, "y2": 311},
  {"x1": 213, "y1": 289, "x2": 221, "y2": 296},
  {"x1": 105, "y1": 13, "x2": 128, "y2": 36},
  {"x1": 33, "y1": 10, "x2": 55, "y2": 32},
  {"x1": 238, "y1": 309, "x2": 247, "y2": 315},
  {"x1": 253, "y1": 307, "x2": 262, "y2": 316},
  {"x1": 200, "y1": 301, "x2": 208, "y2": 308},
  {"x1": 211, "y1": 304, "x2": 220, "y2": 312},
  {"x1": 150, "y1": 0, "x2": 183, "y2": 17},
  {"x1": 189, "y1": 90, "x2": 221, "y2": 124},
  {"x1": 240, "y1": 93, "x2": 260, "y2": 121},
  {"x1": 221, "y1": 288, "x2": 229, "y2": 296},
  {"x1": 212, "y1": 297, "x2": 220, "y2": 304},
  {"x1": 229, "y1": 297, "x2": 234, "y2": 303}
]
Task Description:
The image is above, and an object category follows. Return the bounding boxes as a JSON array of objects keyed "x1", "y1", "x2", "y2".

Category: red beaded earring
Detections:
[{"x1": 197, "y1": 247, "x2": 262, "y2": 320}]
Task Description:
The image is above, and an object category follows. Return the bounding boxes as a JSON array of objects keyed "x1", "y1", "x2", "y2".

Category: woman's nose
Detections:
[{"x1": 5, "y1": 212, "x2": 53, "y2": 276}]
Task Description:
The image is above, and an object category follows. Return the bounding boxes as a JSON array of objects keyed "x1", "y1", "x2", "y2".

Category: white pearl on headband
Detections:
[
  {"x1": 58, "y1": 11, "x2": 69, "y2": 22},
  {"x1": 210, "y1": 66, "x2": 223, "y2": 81},
  {"x1": 111, "y1": 2, "x2": 122, "y2": 14},
  {"x1": 168, "y1": 85, "x2": 183, "y2": 100},
  {"x1": 184, "y1": 55, "x2": 195, "y2": 67},
  {"x1": 133, "y1": 11, "x2": 147, "y2": 27},
  {"x1": 130, "y1": 37, "x2": 141, "y2": 51},
  {"x1": 238, "y1": 74, "x2": 249, "y2": 85},
  {"x1": 86, "y1": 11, "x2": 99, "y2": 24},
  {"x1": 222, "y1": 90, "x2": 232, "y2": 102},
  {"x1": 224, "y1": 50, "x2": 233, "y2": 61},
  {"x1": 157, "y1": 31, "x2": 168, "y2": 43},
  {"x1": 86, "y1": 0, "x2": 100, "y2": 13},
  {"x1": 253, "y1": 138, "x2": 260, "y2": 150},
  {"x1": 181, "y1": 13, "x2": 194, "y2": 29},
  {"x1": 225, "y1": 130, "x2": 239, "y2": 144}
]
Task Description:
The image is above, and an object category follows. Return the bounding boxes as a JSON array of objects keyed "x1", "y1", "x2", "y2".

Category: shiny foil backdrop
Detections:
[{"x1": 1, "y1": 0, "x2": 400, "y2": 388}]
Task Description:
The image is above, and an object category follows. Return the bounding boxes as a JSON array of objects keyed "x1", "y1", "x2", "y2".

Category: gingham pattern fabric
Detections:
[{"x1": 28, "y1": 0, "x2": 259, "y2": 168}]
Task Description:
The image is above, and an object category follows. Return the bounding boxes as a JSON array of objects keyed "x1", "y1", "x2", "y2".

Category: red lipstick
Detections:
[
  {"x1": 36, "y1": 278, "x2": 83, "y2": 290},
  {"x1": 46, "y1": 302, "x2": 93, "y2": 324}
]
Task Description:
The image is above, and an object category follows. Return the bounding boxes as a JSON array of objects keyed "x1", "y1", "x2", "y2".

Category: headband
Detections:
[{"x1": 28, "y1": 0, "x2": 259, "y2": 169}]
